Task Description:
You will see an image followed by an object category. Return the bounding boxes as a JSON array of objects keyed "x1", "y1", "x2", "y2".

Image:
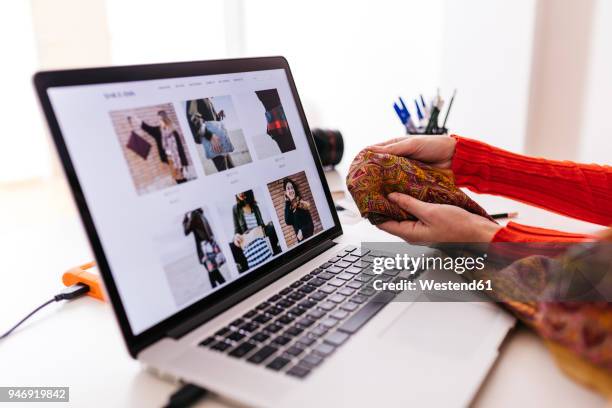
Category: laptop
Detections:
[{"x1": 34, "y1": 57, "x2": 514, "y2": 407}]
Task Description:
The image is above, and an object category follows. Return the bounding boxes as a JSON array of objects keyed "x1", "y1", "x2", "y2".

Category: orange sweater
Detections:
[{"x1": 450, "y1": 136, "x2": 612, "y2": 242}]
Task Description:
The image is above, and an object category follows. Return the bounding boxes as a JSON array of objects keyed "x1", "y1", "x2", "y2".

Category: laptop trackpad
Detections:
[{"x1": 381, "y1": 302, "x2": 496, "y2": 360}]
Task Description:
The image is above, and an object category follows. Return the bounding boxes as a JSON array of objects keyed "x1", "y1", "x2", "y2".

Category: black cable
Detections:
[
  {"x1": 163, "y1": 383, "x2": 208, "y2": 408},
  {"x1": 0, "y1": 283, "x2": 90, "y2": 340}
]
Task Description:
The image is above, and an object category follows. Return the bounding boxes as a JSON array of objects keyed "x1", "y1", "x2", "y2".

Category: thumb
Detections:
[
  {"x1": 387, "y1": 193, "x2": 432, "y2": 221},
  {"x1": 370, "y1": 139, "x2": 417, "y2": 157}
]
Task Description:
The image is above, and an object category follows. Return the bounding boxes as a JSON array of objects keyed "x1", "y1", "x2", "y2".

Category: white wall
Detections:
[
  {"x1": 579, "y1": 0, "x2": 612, "y2": 165},
  {"x1": 242, "y1": 0, "x2": 446, "y2": 174},
  {"x1": 0, "y1": 1, "x2": 48, "y2": 182},
  {"x1": 440, "y1": 0, "x2": 537, "y2": 153}
]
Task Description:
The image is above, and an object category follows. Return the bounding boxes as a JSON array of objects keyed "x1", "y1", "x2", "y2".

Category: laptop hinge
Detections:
[{"x1": 165, "y1": 238, "x2": 338, "y2": 340}]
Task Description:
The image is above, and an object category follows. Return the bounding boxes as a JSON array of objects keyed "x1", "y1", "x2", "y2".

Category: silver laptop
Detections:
[{"x1": 34, "y1": 57, "x2": 514, "y2": 407}]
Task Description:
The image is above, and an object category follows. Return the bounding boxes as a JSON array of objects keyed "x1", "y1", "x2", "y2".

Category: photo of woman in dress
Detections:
[
  {"x1": 110, "y1": 104, "x2": 197, "y2": 195},
  {"x1": 229, "y1": 190, "x2": 281, "y2": 273},
  {"x1": 267, "y1": 171, "x2": 323, "y2": 249},
  {"x1": 128, "y1": 111, "x2": 191, "y2": 184},
  {"x1": 183, "y1": 208, "x2": 227, "y2": 289},
  {"x1": 283, "y1": 177, "x2": 314, "y2": 242}
]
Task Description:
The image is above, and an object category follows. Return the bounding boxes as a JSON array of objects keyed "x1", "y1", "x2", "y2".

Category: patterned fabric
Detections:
[
  {"x1": 265, "y1": 105, "x2": 289, "y2": 137},
  {"x1": 243, "y1": 237, "x2": 272, "y2": 269},
  {"x1": 464, "y1": 236, "x2": 612, "y2": 373},
  {"x1": 243, "y1": 212, "x2": 259, "y2": 230},
  {"x1": 346, "y1": 148, "x2": 493, "y2": 225}
]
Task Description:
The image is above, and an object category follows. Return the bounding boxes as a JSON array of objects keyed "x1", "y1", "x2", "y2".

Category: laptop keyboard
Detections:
[{"x1": 198, "y1": 245, "x2": 408, "y2": 379}]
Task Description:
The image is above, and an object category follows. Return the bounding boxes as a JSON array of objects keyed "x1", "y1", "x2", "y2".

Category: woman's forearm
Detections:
[{"x1": 451, "y1": 135, "x2": 612, "y2": 226}]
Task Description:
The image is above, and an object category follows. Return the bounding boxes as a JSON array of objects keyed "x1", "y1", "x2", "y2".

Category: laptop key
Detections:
[
  {"x1": 327, "y1": 278, "x2": 345, "y2": 287},
  {"x1": 329, "y1": 256, "x2": 342, "y2": 263},
  {"x1": 296, "y1": 335, "x2": 316, "y2": 347},
  {"x1": 318, "y1": 272, "x2": 334, "y2": 281},
  {"x1": 308, "y1": 278, "x2": 326, "y2": 287},
  {"x1": 320, "y1": 262, "x2": 333, "y2": 269},
  {"x1": 313, "y1": 343, "x2": 335, "y2": 357},
  {"x1": 337, "y1": 272, "x2": 353, "y2": 281},
  {"x1": 215, "y1": 327, "x2": 230, "y2": 336},
  {"x1": 295, "y1": 301, "x2": 314, "y2": 311},
  {"x1": 318, "y1": 301, "x2": 335, "y2": 311},
  {"x1": 289, "y1": 307, "x2": 306, "y2": 316},
  {"x1": 338, "y1": 287, "x2": 355, "y2": 297},
  {"x1": 326, "y1": 266, "x2": 343, "y2": 274},
  {"x1": 211, "y1": 341, "x2": 232, "y2": 352},
  {"x1": 266, "y1": 306, "x2": 284, "y2": 316},
  {"x1": 280, "y1": 288, "x2": 293, "y2": 295},
  {"x1": 277, "y1": 315, "x2": 295, "y2": 325},
  {"x1": 286, "y1": 365, "x2": 311, "y2": 378},
  {"x1": 338, "y1": 292, "x2": 395, "y2": 334},
  {"x1": 320, "y1": 317, "x2": 339, "y2": 328},
  {"x1": 307, "y1": 309, "x2": 326, "y2": 319},
  {"x1": 310, "y1": 325, "x2": 329, "y2": 337},
  {"x1": 247, "y1": 345, "x2": 278, "y2": 364},
  {"x1": 335, "y1": 261, "x2": 351, "y2": 269},
  {"x1": 267, "y1": 357, "x2": 291, "y2": 371},
  {"x1": 273, "y1": 335, "x2": 292, "y2": 346},
  {"x1": 330, "y1": 310, "x2": 349, "y2": 320},
  {"x1": 328, "y1": 294, "x2": 346, "y2": 303},
  {"x1": 277, "y1": 299, "x2": 294, "y2": 309},
  {"x1": 256, "y1": 302, "x2": 271, "y2": 310},
  {"x1": 230, "y1": 318, "x2": 245, "y2": 328},
  {"x1": 300, "y1": 353, "x2": 324, "y2": 368},
  {"x1": 324, "y1": 331, "x2": 350, "y2": 346},
  {"x1": 288, "y1": 292, "x2": 306, "y2": 301},
  {"x1": 253, "y1": 314, "x2": 272, "y2": 324},
  {"x1": 319, "y1": 285, "x2": 336, "y2": 294},
  {"x1": 229, "y1": 341, "x2": 257, "y2": 358},
  {"x1": 310, "y1": 291, "x2": 326, "y2": 301},
  {"x1": 351, "y1": 295, "x2": 367, "y2": 304},
  {"x1": 285, "y1": 326, "x2": 304, "y2": 337},
  {"x1": 251, "y1": 332, "x2": 270, "y2": 343},
  {"x1": 297, "y1": 317, "x2": 316, "y2": 328},
  {"x1": 347, "y1": 281, "x2": 363, "y2": 289},
  {"x1": 199, "y1": 337, "x2": 216, "y2": 347},
  {"x1": 239, "y1": 322, "x2": 259, "y2": 333},
  {"x1": 340, "y1": 302, "x2": 359, "y2": 312},
  {"x1": 268, "y1": 294, "x2": 281, "y2": 302},
  {"x1": 343, "y1": 255, "x2": 360, "y2": 263},
  {"x1": 290, "y1": 281, "x2": 304, "y2": 289},
  {"x1": 346, "y1": 266, "x2": 363, "y2": 274},
  {"x1": 226, "y1": 331, "x2": 246, "y2": 342},
  {"x1": 286, "y1": 346, "x2": 306, "y2": 357},
  {"x1": 243, "y1": 310, "x2": 257, "y2": 319},
  {"x1": 264, "y1": 323, "x2": 283, "y2": 334}
]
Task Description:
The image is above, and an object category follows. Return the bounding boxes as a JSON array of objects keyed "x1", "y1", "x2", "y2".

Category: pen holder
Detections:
[{"x1": 406, "y1": 126, "x2": 448, "y2": 135}]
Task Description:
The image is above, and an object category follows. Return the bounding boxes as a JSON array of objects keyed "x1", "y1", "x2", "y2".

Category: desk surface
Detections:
[{"x1": 0, "y1": 179, "x2": 607, "y2": 407}]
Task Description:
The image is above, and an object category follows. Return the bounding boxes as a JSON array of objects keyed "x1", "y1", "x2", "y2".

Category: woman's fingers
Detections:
[
  {"x1": 369, "y1": 136, "x2": 409, "y2": 148},
  {"x1": 377, "y1": 219, "x2": 426, "y2": 242},
  {"x1": 387, "y1": 193, "x2": 432, "y2": 221}
]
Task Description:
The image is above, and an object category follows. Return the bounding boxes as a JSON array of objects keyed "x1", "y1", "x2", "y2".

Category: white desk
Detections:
[{"x1": 0, "y1": 179, "x2": 607, "y2": 407}]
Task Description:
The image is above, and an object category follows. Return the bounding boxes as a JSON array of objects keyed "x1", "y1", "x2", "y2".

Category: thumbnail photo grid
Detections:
[
  {"x1": 267, "y1": 171, "x2": 322, "y2": 248},
  {"x1": 109, "y1": 104, "x2": 197, "y2": 195},
  {"x1": 184, "y1": 96, "x2": 253, "y2": 175}
]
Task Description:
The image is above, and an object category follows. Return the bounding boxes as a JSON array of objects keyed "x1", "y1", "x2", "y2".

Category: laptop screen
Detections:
[{"x1": 47, "y1": 68, "x2": 336, "y2": 335}]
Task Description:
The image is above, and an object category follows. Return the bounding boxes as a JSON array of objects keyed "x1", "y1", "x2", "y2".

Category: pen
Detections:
[
  {"x1": 490, "y1": 211, "x2": 519, "y2": 220},
  {"x1": 414, "y1": 100, "x2": 424, "y2": 127},
  {"x1": 441, "y1": 89, "x2": 457, "y2": 130}
]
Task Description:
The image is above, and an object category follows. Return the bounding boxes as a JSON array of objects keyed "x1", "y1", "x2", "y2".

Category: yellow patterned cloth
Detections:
[{"x1": 346, "y1": 149, "x2": 493, "y2": 224}]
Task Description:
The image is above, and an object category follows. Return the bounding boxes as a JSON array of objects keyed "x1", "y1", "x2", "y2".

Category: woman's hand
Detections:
[
  {"x1": 296, "y1": 230, "x2": 303, "y2": 241},
  {"x1": 368, "y1": 135, "x2": 457, "y2": 169},
  {"x1": 377, "y1": 193, "x2": 501, "y2": 243},
  {"x1": 233, "y1": 233, "x2": 244, "y2": 248},
  {"x1": 210, "y1": 134, "x2": 222, "y2": 153}
]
